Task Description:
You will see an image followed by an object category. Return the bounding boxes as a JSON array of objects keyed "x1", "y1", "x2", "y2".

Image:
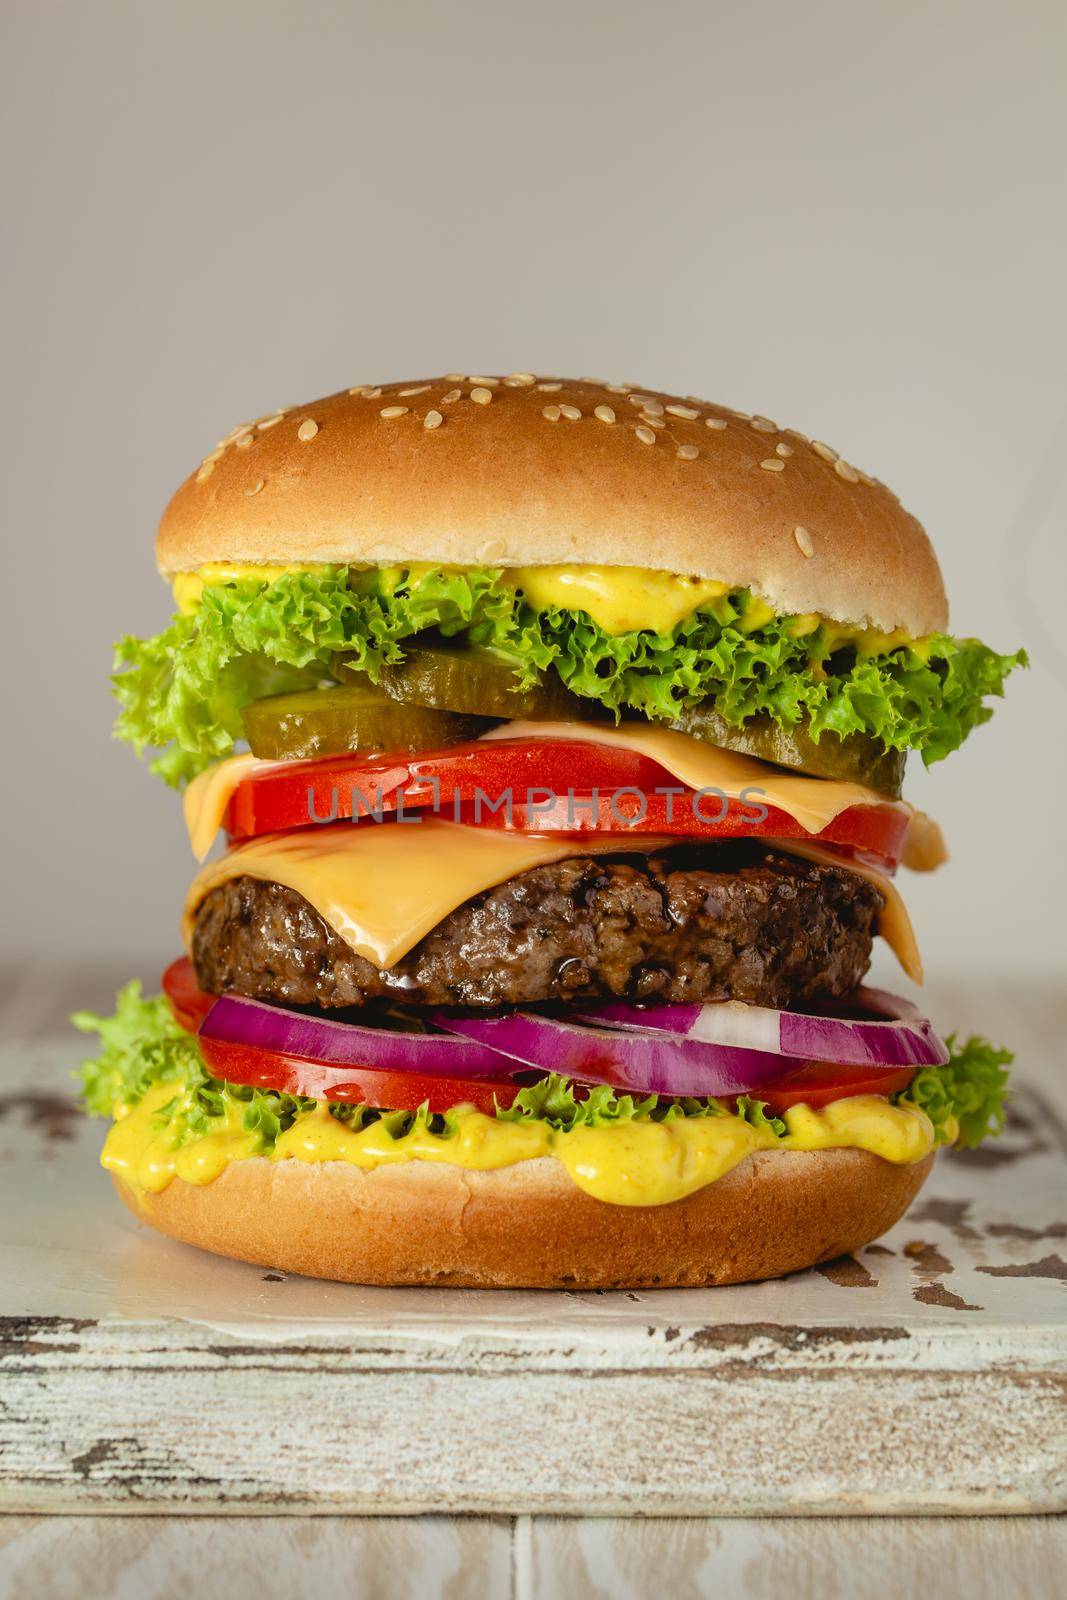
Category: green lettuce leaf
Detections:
[
  {"x1": 899, "y1": 1034, "x2": 1012, "y2": 1147},
  {"x1": 112, "y1": 567, "x2": 1024, "y2": 786},
  {"x1": 73, "y1": 983, "x2": 317, "y2": 1139}
]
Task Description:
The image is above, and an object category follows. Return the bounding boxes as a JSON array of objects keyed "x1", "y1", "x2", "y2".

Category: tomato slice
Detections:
[
  {"x1": 223, "y1": 739, "x2": 906, "y2": 870},
  {"x1": 754, "y1": 1062, "x2": 916, "y2": 1112},
  {"x1": 162, "y1": 956, "x2": 215, "y2": 1034},
  {"x1": 197, "y1": 1034, "x2": 526, "y2": 1114}
]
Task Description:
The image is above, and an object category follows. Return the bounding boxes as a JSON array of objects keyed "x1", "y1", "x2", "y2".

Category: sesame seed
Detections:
[
  {"x1": 245, "y1": 479, "x2": 265, "y2": 497},
  {"x1": 580, "y1": 376, "x2": 607, "y2": 385},
  {"x1": 751, "y1": 417, "x2": 777, "y2": 433},
  {"x1": 470, "y1": 387, "x2": 493, "y2": 406},
  {"x1": 794, "y1": 526, "x2": 814, "y2": 557},
  {"x1": 666, "y1": 404, "x2": 700, "y2": 420},
  {"x1": 536, "y1": 381, "x2": 563, "y2": 392},
  {"x1": 542, "y1": 406, "x2": 562, "y2": 422},
  {"x1": 627, "y1": 393, "x2": 655, "y2": 408},
  {"x1": 204, "y1": 446, "x2": 225, "y2": 463},
  {"x1": 676, "y1": 444, "x2": 699, "y2": 460},
  {"x1": 445, "y1": 372, "x2": 466, "y2": 382},
  {"x1": 257, "y1": 414, "x2": 285, "y2": 430},
  {"x1": 594, "y1": 405, "x2": 616, "y2": 424},
  {"x1": 235, "y1": 434, "x2": 254, "y2": 451},
  {"x1": 440, "y1": 389, "x2": 462, "y2": 404},
  {"x1": 858, "y1": 469, "x2": 877, "y2": 487},
  {"x1": 560, "y1": 404, "x2": 582, "y2": 421},
  {"x1": 834, "y1": 458, "x2": 859, "y2": 483},
  {"x1": 424, "y1": 410, "x2": 444, "y2": 430},
  {"x1": 477, "y1": 538, "x2": 507, "y2": 562},
  {"x1": 348, "y1": 386, "x2": 369, "y2": 396},
  {"x1": 469, "y1": 376, "x2": 499, "y2": 387},
  {"x1": 399, "y1": 385, "x2": 431, "y2": 397},
  {"x1": 811, "y1": 440, "x2": 838, "y2": 462},
  {"x1": 380, "y1": 406, "x2": 408, "y2": 419},
  {"x1": 639, "y1": 412, "x2": 665, "y2": 429},
  {"x1": 605, "y1": 383, "x2": 632, "y2": 394},
  {"x1": 705, "y1": 417, "x2": 728, "y2": 431},
  {"x1": 196, "y1": 461, "x2": 215, "y2": 482},
  {"x1": 776, "y1": 442, "x2": 794, "y2": 457},
  {"x1": 760, "y1": 458, "x2": 785, "y2": 472},
  {"x1": 363, "y1": 387, "x2": 383, "y2": 400},
  {"x1": 641, "y1": 397, "x2": 665, "y2": 416},
  {"x1": 504, "y1": 372, "x2": 536, "y2": 387},
  {"x1": 635, "y1": 425, "x2": 657, "y2": 445},
  {"x1": 297, "y1": 418, "x2": 320, "y2": 440}
]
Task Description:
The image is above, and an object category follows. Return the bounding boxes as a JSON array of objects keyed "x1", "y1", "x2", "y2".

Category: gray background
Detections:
[{"x1": 2, "y1": 0, "x2": 1064, "y2": 990}]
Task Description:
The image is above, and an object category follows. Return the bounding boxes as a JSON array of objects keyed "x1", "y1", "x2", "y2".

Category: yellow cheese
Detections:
[
  {"x1": 184, "y1": 719, "x2": 909, "y2": 862},
  {"x1": 183, "y1": 752, "x2": 274, "y2": 862},
  {"x1": 482, "y1": 719, "x2": 901, "y2": 835},
  {"x1": 182, "y1": 819, "x2": 674, "y2": 968},
  {"x1": 762, "y1": 834, "x2": 922, "y2": 983},
  {"x1": 102, "y1": 1084, "x2": 936, "y2": 1206}
]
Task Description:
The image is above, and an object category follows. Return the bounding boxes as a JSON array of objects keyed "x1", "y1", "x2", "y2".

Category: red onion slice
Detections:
[
  {"x1": 571, "y1": 985, "x2": 948, "y2": 1069},
  {"x1": 433, "y1": 1010, "x2": 801, "y2": 1098},
  {"x1": 199, "y1": 993, "x2": 522, "y2": 1079}
]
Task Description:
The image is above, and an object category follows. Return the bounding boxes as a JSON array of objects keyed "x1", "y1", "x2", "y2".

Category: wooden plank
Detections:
[
  {"x1": 3, "y1": 972, "x2": 1065, "y2": 1515},
  {"x1": 524, "y1": 1515, "x2": 1067, "y2": 1600},
  {"x1": 0, "y1": 1515, "x2": 513, "y2": 1600}
]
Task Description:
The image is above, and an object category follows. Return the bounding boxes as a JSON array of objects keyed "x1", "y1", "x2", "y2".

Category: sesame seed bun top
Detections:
[{"x1": 156, "y1": 375, "x2": 949, "y2": 635}]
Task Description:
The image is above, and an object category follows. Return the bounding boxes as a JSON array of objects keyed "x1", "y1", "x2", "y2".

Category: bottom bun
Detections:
[{"x1": 114, "y1": 1147, "x2": 934, "y2": 1288}]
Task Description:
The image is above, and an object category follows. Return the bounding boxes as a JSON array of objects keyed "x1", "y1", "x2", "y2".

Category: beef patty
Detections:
[{"x1": 191, "y1": 842, "x2": 882, "y2": 1012}]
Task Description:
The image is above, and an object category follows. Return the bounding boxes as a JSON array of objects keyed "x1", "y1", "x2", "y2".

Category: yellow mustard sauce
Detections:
[
  {"x1": 102, "y1": 1083, "x2": 936, "y2": 1207},
  {"x1": 172, "y1": 563, "x2": 333, "y2": 615},
  {"x1": 170, "y1": 562, "x2": 926, "y2": 653}
]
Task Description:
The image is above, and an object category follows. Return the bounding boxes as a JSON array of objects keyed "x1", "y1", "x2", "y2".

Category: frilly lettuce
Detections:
[
  {"x1": 112, "y1": 566, "x2": 1025, "y2": 786},
  {"x1": 901, "y1": 1034, "x2": 1012, "y2": 1147},
  {"x1": 74, "y1": 987, "x2": 1012, "y2": 1154}
]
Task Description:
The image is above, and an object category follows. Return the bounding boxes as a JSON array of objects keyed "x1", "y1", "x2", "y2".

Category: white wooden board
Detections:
[{"x1": 3, "y1": 972, "x2": 1065, "y2": 1516}]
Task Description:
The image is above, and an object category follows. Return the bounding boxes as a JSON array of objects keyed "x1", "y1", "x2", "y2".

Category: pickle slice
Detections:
[
  {"x1": 670, "y1": 704, "x2": 905, "y2": 796},
  {"x1": 242, "y1": 684, "x2": 494, "y2": 760},
  {"x1": 333, "y1": 642, "x2": 593, "y2": 723}
]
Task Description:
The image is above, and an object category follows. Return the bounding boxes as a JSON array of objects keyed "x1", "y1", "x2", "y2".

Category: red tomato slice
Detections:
[
  {"x1": 162, "y1": 956, "x2": 215, "y2": 1034},
  {"x1": 224, "y1": 739, "x2": 906, "y2": 870},
  {"x1": 753, "y1": 1062, "x2": 916, "y2": 1112},
  {"x1": 198, "y1": 1034, "x2": 525, "y2": 1114}
]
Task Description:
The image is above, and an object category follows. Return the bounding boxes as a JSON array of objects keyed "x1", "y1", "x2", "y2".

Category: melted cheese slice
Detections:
[
  {"x1": 182, "y1": 819, "x2": 674, "y2": 968},
  {"x1": 762, "y1": 835, "x2": 922, "y2": 983},
  {"x1": 184, "y1": 753, "x2": 274, "y2": 862},
  {"x1": 183, "y1": 719, "x2": 913, "y2": 862},
  {"x1": 481, "y1": 720, "x2": 903, "y2": 834}
]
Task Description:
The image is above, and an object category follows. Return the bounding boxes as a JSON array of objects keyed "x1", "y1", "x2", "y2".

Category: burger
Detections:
[{"x1": 75, "y1": 375, "x2": 1022, "y2": 1287}]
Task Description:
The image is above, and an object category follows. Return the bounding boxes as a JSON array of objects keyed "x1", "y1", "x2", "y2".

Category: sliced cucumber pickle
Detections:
[
  {"x1": 332, "y1": 642, "x2": 593, "y2": 723},
  {"x1": 670, "y1": 704, "x2": 905, "y2": 796},
  {"x1": 241, "y1": 684, "x2": 495, "y2": 760}
]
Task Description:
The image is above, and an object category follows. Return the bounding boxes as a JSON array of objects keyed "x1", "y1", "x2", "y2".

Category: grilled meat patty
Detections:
[{"x1": 191, "y1": 842, "x2": 883, "y2": 1012}]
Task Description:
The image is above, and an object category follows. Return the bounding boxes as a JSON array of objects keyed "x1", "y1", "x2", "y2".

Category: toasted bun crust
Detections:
[
  {"x1": 156, "y1": 377, "x2": 947, "y2": 635},
  {"x1": 114, "y1": 1148, "x2": 933, "y2": 1289}
]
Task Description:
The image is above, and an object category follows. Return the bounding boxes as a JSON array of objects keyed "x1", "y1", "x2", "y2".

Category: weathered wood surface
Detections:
[
  {"x1": 1, "y1": 1512, "x2": 1066, "y2": 1600},
  {"x1": 2, "y1": 967, "x2": 1065, "y2": 1516}
]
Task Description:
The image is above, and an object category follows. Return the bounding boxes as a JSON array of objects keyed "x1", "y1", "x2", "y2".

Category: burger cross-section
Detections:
[{"x1": 75, "y1": 374, "x2": 1023, "y2": 1287}]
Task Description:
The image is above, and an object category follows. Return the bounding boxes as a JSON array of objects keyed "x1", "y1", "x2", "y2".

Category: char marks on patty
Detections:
[{"x1": 191, "y1": 842, "x2": 882, "y2": 1012}]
